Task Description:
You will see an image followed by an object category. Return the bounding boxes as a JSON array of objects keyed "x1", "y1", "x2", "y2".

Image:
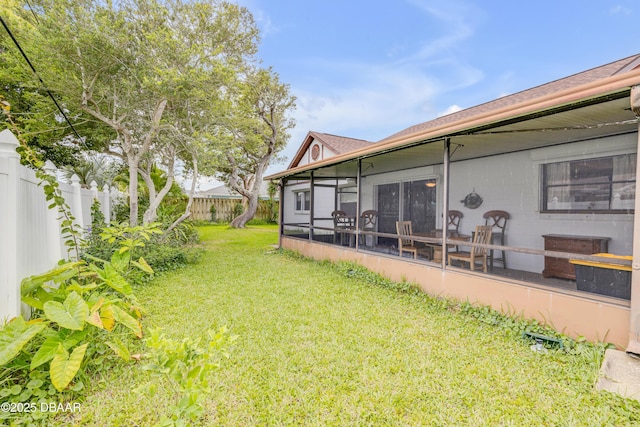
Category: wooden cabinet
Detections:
[{"x1": 542, "y1": 234, "x2": 610, "y2": 280}]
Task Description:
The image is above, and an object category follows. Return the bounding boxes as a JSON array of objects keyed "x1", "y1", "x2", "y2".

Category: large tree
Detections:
[
  {"x1": 216, "y1": 67, "x2": 296, "y2": 228},
  {"x1": 0, "y1": 0, "x2": 111, "y2": 166},
  {"x1": 2, "y1": 0, "x2": 259, "y2": 225}
]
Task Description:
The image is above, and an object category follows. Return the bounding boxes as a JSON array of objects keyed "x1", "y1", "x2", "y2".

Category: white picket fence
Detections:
[{"x1": 0, "y1": 129, "x2": 120, "y2": 323}]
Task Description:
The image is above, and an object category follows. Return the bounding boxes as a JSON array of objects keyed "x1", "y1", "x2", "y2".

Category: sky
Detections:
[{"x1": 218, "y1": 0, "x2": 639, "y2": 183}]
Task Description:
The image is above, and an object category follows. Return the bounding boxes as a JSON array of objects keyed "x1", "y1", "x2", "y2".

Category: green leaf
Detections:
[
  {"x1": 66, "y1": 280, "x2": 99, "y2": 293},
  {"x1": 22, "y1": 295, "x2": 45, "y2": 311},
  {"x1": 30, "y1": 329, "x2": 87, "y2": 370},
  {"x1": 91, "y1": 263, "x2": 132, "y2": 295},
  {"x1": 31, "y1": 334, "x2": 63, "y2": 370},
  {"x1": 111, "y1": 305, "x2": 142, "y2": 338},
  {"x1": 132, "y1": 257, "x2": 154, "y2": 275},
  {"x1": 21, "y1": 262, "x2": 83, "y2": 295},
  {"x1": 0, "y1": 318, "x2": 47, "y2": 366},
  {"x1": 106, "y1": 339, "x2": 131, "y2": 360},
  {"x1": 34, "y1": 287, "x2": 56, "y2": 305},
  {"x1": 110, "y1": 250, "x2": 131, "y2": 272},
  {"x1": 43, "y1": 292, "x2": 89, "y2": 330},
  {"x1": 50, "y1": 343, "x2": 88, "y2": 391}
]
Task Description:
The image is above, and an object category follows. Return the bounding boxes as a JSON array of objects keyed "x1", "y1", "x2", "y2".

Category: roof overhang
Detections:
[{"x1": 267, "y1": 69, "x2": 640, "y2": 181}]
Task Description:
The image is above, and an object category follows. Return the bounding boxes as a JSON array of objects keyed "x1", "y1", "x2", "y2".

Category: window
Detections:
[
  {"x1": 295, "y1": 190, "x2": 310, "y2": 212},
  {"x1": 542, "y1": 154, "x2": 636, "y2": 212}
]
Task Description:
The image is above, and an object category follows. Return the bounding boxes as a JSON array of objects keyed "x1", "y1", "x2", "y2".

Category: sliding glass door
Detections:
[
  {"x1": 376, "y1": 178, "x2": 438, "y2": 246},
  {"x1": 377, "y1": 183, "x2": 400, "y2": 246}
]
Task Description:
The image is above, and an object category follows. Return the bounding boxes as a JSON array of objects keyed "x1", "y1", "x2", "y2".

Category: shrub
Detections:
[
  {"x1": 209, "y1": 204, "x2": 217, "y2": 222},
  {"x1": 83, "y1": 220, "x2": 202, "y2": 281}
]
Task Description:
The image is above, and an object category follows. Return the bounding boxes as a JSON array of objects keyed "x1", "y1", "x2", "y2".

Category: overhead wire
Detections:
[{"x1": 0, "y1": 13, "x2": 84, "y2": 143}]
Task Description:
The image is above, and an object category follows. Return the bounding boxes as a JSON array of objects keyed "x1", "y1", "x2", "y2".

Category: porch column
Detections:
[
  {"x1": 278, "y1": 178, "x2": 285, "y2": 248},
  {"x1": 629, "y1": 84, "x2": 640, "y2": 355},
  {"x1": 355, "y1": 159, "x2": 362, "y2": 251},
  {"x1": 309, "y1": 171, "x2": 314, "y2": 242},
  {"x1": 441, "y1": 138, "x2": 450, "y2": 269}
]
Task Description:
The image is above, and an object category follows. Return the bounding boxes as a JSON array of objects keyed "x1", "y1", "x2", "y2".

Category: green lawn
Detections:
[{"x1": 64, "y1": 224, "x2": 639, "y2": 426}]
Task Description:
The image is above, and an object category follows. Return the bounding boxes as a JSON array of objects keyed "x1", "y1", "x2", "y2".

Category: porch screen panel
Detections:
[
  {"x1": 543, "y1": 154, "x2": 636, "y2": 212},
  {"x1": 402, "y1": 179, "x2": 436, "y2": 232},
  {"x1": 377, "y1": 183, "x2": 399, "y2": 245}
]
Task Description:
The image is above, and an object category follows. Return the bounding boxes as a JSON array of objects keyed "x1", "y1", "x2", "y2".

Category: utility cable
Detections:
[{"x1": 0, "y1": 14, "x2": 83, "y2": 142}]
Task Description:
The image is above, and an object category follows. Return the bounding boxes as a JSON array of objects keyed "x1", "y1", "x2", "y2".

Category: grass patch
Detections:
[{"x1": 57, "y1": 224, "x2": 640, "y2": 426}]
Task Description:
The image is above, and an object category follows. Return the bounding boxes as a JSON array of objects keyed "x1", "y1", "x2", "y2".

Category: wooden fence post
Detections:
[{"x1": 0, "y1": 129, "x2": 21, "y2": 322}]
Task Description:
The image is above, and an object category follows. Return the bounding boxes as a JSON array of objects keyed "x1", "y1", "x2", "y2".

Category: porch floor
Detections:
[
  {"x1": 490, "y1": 266, "x2": 577, "y2": 292},
  {"x1": 359, "y1": 243, "x2": 578, "y2": 291}
]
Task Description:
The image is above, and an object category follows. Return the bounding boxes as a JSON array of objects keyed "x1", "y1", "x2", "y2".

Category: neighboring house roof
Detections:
[
  {"x1": 379, "y1": 54, "x2": 640, "y2": 143},
  {"x1": 196, "y1": 181, "x2": 275, "y2": 199},
  {"x1": 267, "y1": 53, "x2": 640, "y2": 180},
  {"x1": 288, "y1": 131, "x2": 374, "y2": 168}
]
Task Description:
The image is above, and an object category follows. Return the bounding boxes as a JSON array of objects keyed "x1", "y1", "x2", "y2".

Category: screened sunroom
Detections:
[{"x1": 268, "y1": 55, "x2": 640, "y2": 349}]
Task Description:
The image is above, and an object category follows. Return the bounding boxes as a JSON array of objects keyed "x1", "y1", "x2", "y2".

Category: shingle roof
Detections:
[
  {"x1": 311, "y1": 131, "x2": 373, "y2": 154},
  {"x1": 287, "y1": 131, "x2": 373, "y2": 168},
  {"x1": 197, "y1": 182, "x2": 272, "y2": 199},
  {"x1": 269, "y1": 53, "x2": 640, "y2": 180},
  {"x1": 379, "y1": 54, "x2": 640, "y2": 143}
]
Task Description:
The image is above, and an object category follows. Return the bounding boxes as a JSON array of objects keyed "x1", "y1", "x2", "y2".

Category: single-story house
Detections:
[
  {"x1": 190, "y1": 181, "x2": 277, "y2": 222},
  {"x1": 267, "y1": 54, "x2": 640, "y2": 351}
]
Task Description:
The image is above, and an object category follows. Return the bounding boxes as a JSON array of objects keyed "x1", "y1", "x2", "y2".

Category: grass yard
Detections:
[{"x1": 61, "y1": 224, "x2": 639, "y2": 426}]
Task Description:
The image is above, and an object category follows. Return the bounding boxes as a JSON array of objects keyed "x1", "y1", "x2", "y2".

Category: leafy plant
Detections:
[
  {"x1": 0, "y1": 227, "x2": 155, "y2": 424},
  {"x1": 209, "y1": 204, "x2": 217, "y2": 222},
  {"x1": 9, "y1": 238, "x2": 150, "y2": 385},
  {"x1": 135, "y1": 327, "x2": 236, "y2": 426}
]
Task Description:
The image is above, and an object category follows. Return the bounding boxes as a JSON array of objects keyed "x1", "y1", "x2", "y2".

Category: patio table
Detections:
[{"x1": 414, "y1": 231, "x2": 471, "y2": 262}]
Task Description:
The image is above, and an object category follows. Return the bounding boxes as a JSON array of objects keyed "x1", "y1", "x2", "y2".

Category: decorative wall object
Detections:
[{"x1": 461, "y1": 189, "x2": 483, "y2": 209}]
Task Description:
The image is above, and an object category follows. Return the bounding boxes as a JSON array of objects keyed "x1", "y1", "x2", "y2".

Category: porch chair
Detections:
[
  {"x1": 396, "y1": 221, "x2": 425, "y2": 259},
  {"x1": 483, "y1": 210, "x2": 509, "y2": 269},
  {"x1": 447, "y1": 210, "x2": 463, "y2": 233},
  {"x1": 446, "y1": 210, "x2": 464, "y2": 252},
  {"x1": 359, "y1": 210, "x2": 377, "y2": 247},
  {"x1": 448, "y1": 225, "x2": 493, "y2": 273},
  {"x1": 332, "y1": 210, "x2": 354, "y2": 246}
]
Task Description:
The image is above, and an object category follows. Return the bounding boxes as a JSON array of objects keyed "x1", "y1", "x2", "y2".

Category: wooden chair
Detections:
[
  {"x1": 447, "y1": 210, "x2": 463, "y2": 233},
  {"x1": 332, "y1": 210, "x2": 353, "y2": 245},
  {"x1": 448, "y1": 225, "x2": 493, "y2": 272},
  {"x1": 359, "y1": 210, "x2": 377, "y2": 247},
  {"x1": 483, "y1": 210, "x2": 509, "y2": 269},
  {"x1": 396, "y1": 221, "x2": 422, "y2": 259},
  {"x1": 447, "y1": 210, "x2": 464, "y2": 252}
]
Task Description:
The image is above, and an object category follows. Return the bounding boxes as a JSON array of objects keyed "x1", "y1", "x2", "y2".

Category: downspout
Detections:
[
  {"x1": 627, "y1": 85, "x2": 640, "y2": 357},
  {"x1": 442, "y1": 138, "x2": 450, "y2": 270}
]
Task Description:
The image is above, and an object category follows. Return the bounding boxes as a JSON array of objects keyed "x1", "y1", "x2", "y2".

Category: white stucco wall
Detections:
[
  {"x1": 296, "y1": 140, "x2": 337, "y2": 167},
  {"x1": 449, "y1": 133, "x2": 636, "y2": 273},
  {"x1": 357, "y1": 132, "x2": 637, "y2": 274}
]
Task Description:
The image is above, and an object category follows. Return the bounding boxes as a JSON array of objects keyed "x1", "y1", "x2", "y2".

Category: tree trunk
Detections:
[
  {"x1": 127, "y1": 157, "x2": 139, "y2": 226},
  {"x1": 230, "y1": 190, "x2": 259, "y2": 228},
  {"x1": 142, "y1": 171, "x2": 174, "y2": 225},
  {"x1": 166, "y1": 155, "x2": 199, "y2": 233}
]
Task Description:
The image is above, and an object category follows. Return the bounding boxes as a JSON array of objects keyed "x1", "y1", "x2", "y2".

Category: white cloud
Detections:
[
  {"x1": 248, "y1": 0, "x2": 486, "y2": 175},
  {"x1": 438, "y1": 105, "x2": 463, "y2": 117},
  {"x1": 400, "y1": 0, "x2": 480, "y2": 63},
  {"x1": 610, "y1": 5, "x2": 632, "y2": 15}
]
